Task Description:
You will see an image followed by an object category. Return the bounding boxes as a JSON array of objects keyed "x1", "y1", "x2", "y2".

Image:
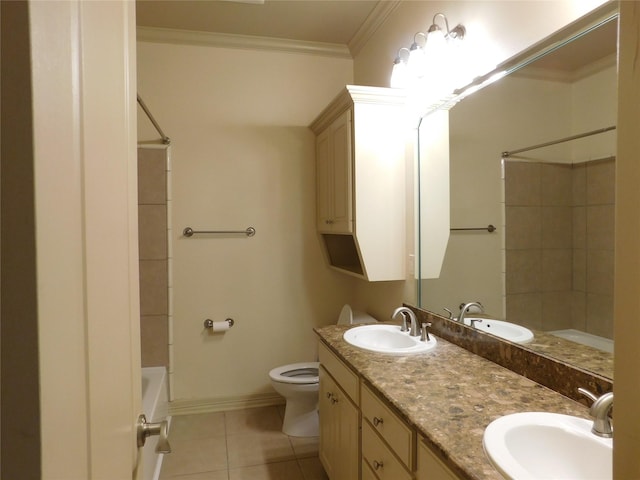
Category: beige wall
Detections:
[
  {"x1": 137, "y1": 41, "x2": 356, "y2": 406},
  {"x1": 572, "y1": 65, "x2": 618, "y2": 160}
]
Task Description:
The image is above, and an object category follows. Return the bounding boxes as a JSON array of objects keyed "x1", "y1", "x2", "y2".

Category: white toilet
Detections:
[{"x1": 268, "y1": 304, "x2": 376, "y2": 437}]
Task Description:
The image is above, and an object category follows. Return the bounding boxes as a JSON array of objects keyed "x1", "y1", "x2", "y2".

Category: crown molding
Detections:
[
  {"x1": 309, "y1": 85, "x2": 406, "y2": 134},
  {"x1": 349, "y1": 1, "x2": 401, "y2": 57},
  {"x1": 137, "y1": 26, "x2": 352, "y2": 58}
]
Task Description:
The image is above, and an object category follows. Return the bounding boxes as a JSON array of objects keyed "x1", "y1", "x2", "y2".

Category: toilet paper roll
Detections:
[{"x1": 210, "y1": 320, "x2": 231, "y2": 332}]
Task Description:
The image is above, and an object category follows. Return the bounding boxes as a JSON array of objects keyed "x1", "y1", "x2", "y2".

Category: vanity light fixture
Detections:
[
  {"x1": 390, "y1": 13, "x2": 466, "y2": 91},
  {"x1": 429, "y1": 13, "x2": 466, "y2": 42}
]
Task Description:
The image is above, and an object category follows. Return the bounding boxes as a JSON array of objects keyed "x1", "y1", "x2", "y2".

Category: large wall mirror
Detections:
[{"x1": 416, "y1": 4, "x2": 617, "y2": 380}]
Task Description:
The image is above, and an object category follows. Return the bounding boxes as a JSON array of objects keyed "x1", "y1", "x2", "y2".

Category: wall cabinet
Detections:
[{"x1": 310, "y1": 85, "x2": 407, "y2": 281}]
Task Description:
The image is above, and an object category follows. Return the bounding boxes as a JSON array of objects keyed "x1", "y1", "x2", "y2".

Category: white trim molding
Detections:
[
  {"x1": 137, "y1": 26, "x2": 351, "y2": 58},
  {"x1": 348, "y1": 1, "x2": 401, "y2": 57}
]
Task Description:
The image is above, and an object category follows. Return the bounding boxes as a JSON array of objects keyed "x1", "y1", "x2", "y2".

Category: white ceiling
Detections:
[{"x1": 136, "y1": 0, "x2": 381, "y2": 46}]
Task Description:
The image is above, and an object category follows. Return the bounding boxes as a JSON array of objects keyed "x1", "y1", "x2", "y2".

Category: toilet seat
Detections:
[{"x1": 269, "y1": 362, "x2": 319, "y2": 385}]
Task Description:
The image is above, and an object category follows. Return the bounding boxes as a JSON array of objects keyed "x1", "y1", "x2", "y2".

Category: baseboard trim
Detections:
[{"x1": 169, "y1": 392, "x2": 285, "y2": 416}]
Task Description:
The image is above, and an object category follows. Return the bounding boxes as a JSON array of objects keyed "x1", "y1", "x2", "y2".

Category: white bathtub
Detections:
[
  {"x1": 550, "y1": 329, "x2": 614, "y2": 353},
  {"x1": 141, "y1": 367, "x2": 170, "y2": 480}
]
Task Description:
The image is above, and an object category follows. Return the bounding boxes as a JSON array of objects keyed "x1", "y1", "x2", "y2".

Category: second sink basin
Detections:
[
  {"x1": 464, "y1": 317, "x2": 534, "y2": 344},
  {"x1": 343, "y1": 324, "x2": 437, "y2": 355},
  {"x1": 483, "y1": 412, "x2": 612, "y2": 480}
]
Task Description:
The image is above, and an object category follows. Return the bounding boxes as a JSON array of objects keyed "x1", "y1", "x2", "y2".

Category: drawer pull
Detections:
[
  {"x1": 330, "y1": 396, "x2": 339, "y2": 405},
  {"x1": 373, "y1": 460, "x2": 384, "y2": 470},
  {"x1": 373, "y1": 416, "x2": 383, "y2": 427},
  {"x1": 326, "y1": 392, "x2": 333, "y2": 400}
]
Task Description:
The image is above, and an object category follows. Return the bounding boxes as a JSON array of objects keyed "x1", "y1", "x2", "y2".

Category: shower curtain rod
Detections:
[
  {"x1": 501, "y1": 125, "x2": 616, "y2": 158},
  {"x1": 137, "y1": 94, "x2": 171, "y2": 145}
]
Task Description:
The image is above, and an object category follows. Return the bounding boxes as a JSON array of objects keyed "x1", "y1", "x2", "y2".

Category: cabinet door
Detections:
[
  {"x1": 330, "y1": 109, "x2": 353, "y2": 233},
  {"x1": 316, "y1": 128, "x2": 332, "y2": 231},
  {"x1": 319, "y1": 365, "x2": 360, "y2": 480},
  {"x1": 315, "y1": 110, "x2": 353, "y2": 234},
  {"x1": 416, "y1": 439, "x2": 460, "y2": 480},
  {"x1": 319, "y1": 366, "x2": 338, "y2": 479},
  {"x1": 335, "y1": 385, "x2": 359, "y2": 480}
]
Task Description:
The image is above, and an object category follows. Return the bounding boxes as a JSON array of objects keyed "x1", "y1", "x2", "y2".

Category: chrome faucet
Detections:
[
  {"x1": 457, "y1": 302, "x2": 484, "y2": 325},
  {"x1": 578, "y1": 388, "x2": 614, "y2": 438},
  {"x1": 392, "y1": 307, "x2": 419, "y2": 336}
]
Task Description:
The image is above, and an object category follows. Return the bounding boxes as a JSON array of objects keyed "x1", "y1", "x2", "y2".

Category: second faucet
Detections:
[{"x1": 457, "y1": 302, "x2": 484, "y2": 325}]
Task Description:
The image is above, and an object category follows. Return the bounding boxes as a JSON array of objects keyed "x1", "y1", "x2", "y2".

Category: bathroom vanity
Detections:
[{"x1": 315, "y1": 325, "x2": 593, "y2": 480}]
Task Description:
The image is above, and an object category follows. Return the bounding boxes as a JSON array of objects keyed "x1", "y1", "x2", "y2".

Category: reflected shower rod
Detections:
[
  {"x1": 502, "y1": 125, "x2": 616, "y2": 158},
  {"x1": 450, "y1": 225, "x2": 496, "y2": 233}
]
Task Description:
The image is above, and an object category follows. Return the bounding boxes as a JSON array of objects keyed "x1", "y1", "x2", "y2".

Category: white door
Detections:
[{"x1": 30, "y1": 1, "x2": 143, "y2": 478}]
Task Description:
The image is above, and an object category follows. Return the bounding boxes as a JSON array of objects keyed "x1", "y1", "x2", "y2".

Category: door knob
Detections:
[{"x1": 137, "y1": 414, "x2": 172, "y2": 454}]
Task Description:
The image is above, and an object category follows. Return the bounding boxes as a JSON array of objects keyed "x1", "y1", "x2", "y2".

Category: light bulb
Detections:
[
  {"x1": 390, "y1": 59, "x2": 408, "y2": 89},
  {"x1": 407, "y1": 43, "x2": 426, "y2": 78}
]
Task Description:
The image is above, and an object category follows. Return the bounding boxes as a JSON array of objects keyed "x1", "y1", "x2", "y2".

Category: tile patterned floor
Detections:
[{"x1": 159, "y1": 406, "x2": 329, "y2": 480}]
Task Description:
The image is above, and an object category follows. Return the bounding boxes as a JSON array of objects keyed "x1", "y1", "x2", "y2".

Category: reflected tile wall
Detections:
[
  {"x1": 138, "y1": 147, "x2": 169, "y2": 367},
  {"x1": 505, "y1": 158, "x2": 614, "y2": 339}
]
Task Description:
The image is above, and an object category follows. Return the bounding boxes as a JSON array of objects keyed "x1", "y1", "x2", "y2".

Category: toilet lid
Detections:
[{"x1": 269, "y1": 362, "x2": 320, "y2": 384}]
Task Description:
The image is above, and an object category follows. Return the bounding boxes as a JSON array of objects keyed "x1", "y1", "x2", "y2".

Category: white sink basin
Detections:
[
  {"x1": 464, "y1": 318, "x2": 534, "y2": 344},
  {"x1": 343, "y1": 324, "x2": 437, "y2": 355},
  {"x1": 483, "y1": 412, "x2": 612, "y2": 480}
]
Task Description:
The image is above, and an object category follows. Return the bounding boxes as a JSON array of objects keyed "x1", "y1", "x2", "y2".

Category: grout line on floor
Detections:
[{"x1": 223, "y1": 411, "x2": 230, "y2": 480}]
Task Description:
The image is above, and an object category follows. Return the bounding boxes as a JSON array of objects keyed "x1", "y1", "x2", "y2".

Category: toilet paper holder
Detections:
[{"x1": 204, "y1": 318, "x2": 235, "y2": 329}]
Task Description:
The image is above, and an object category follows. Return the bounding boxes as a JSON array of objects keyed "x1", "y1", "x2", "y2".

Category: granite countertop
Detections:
[{"x1": 315, "y1": 324, "x2": 592, "y2": 480}]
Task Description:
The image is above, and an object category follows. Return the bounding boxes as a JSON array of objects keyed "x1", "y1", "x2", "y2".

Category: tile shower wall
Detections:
[
  {"x1": 505, "y1": 158, "x2": 615, "y2": 338},
  {"x1": 138, "y1": 146, "x2": 170, "y2": 366},
  {"x1": 573, "y1": 158, "x2": 615, "y2": 338}
]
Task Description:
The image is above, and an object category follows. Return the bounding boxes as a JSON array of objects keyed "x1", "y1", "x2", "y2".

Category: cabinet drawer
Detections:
[
  {"x1": 318, "y1": 341, "x2": 359, "y2": 404},
  {"x1": 362, "y1": 458, "x2": 379, "y2": 480},
  {"x1": 416, "y1": 437, "x2": 460, "y2": 480},
  {"x1": 362, "y1": 421, "x2": 412, "y2": 480},
  {"x1": 361, "y1": 383, "x2": 414, "y2": 469}
]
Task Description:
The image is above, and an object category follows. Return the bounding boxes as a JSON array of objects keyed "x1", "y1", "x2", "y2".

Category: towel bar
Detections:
[{"x1": 183, "y1": 226, "x2": 256, "y2": 237}]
